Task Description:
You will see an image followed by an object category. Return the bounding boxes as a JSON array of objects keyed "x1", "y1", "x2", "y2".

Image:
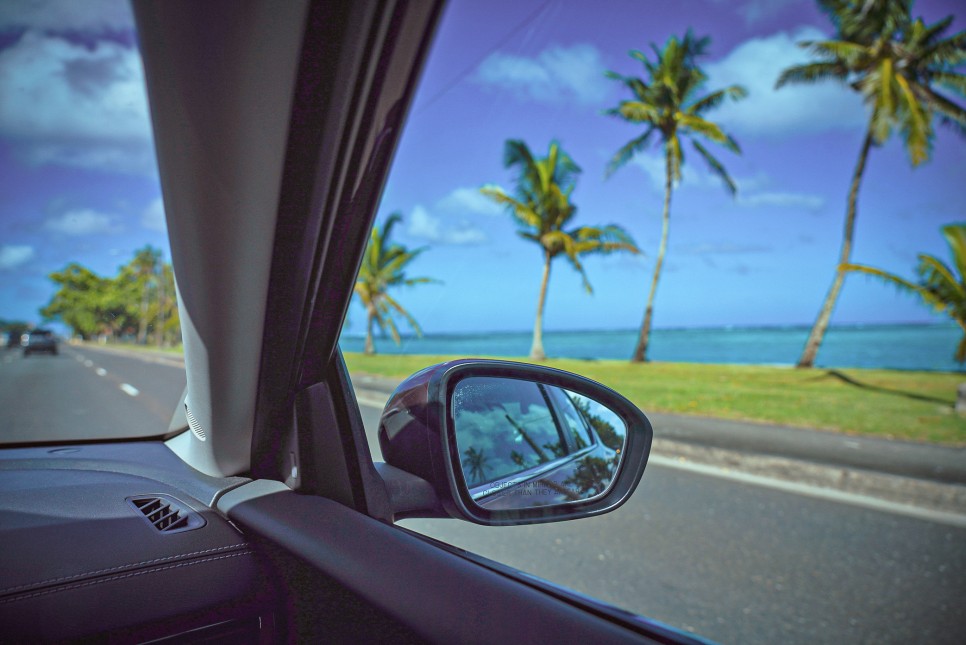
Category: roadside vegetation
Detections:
[
  {"x1": 354, "y1": 213, "x2": 436, "y2": 355},
  {"x1": 605, "y1": 31, "x2": 746, "y2": 363},
  {"x1": 344, "y1": 352, "x2": 965, "y2": 445},
  {"x1": 40, "y1": 245, "x2": 179, "y2": 347},
  {"x1": 481, "y1": 139, "x2": 640, "y2": 360},
  {"x1": 41, "y1": 0, "x2": 966, "y2": 442},
  {"x1": 777, "y1": 0, "x2": 966, "y2": 367},
  {"x1": 846, "y1": 223, "x2": 966, "y2": 363}
]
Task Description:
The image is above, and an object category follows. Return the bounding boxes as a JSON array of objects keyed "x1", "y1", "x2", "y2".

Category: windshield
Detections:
[{"x1": 0, "y1": 0, "x2": 182, "y2": 443}]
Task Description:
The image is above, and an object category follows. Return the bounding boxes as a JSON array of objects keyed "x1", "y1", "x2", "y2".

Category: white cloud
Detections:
[
  {"x1": 141, "y1": 197, "x2": 166, "y2": 232},
  {"x1": 0, "y1": 245, "x2": 35, "y2": 270},
  {"x1": 0, "y1": 30, "x2": 155, "y2": 174},
  {"x1": 408, "y1": 205, "x2": 440, "y2": 239},
  {"x1": 704, "y1": 27, "x2": 866, "y2": 136},
  {"x1": 44, "y1": 209, "x2": 117, "y2": 235},
  {"x1": 476, "y1": 43, "x2": 610, "y2": 106},
  {"x1": 0, "y1": 0, "x2": 133, "y2": 31},
  {"x1": 631, "y1": 152, "x2": 718, "y2": 191},
  {"x1": 740, "y1": 191, "x2": 824, "y2": 210},
  {"x1": 437, "y1": 187, "x2": 503, "y2": 217},
  {"x1": 631, "y1": 154, "x2": 823, "y2": 210},
  {"x1": 408, "y1": 205, "x2": 487, "y2": 246}
]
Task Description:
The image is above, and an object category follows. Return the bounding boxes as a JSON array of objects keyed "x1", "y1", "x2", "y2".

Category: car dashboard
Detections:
[{"x1": 0, "y1": 442, "x2": 276, "y2": 643}]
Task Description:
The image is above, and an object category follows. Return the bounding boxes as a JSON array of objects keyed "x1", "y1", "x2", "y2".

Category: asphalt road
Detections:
[
  {"x1": 0, "y1": 344, "x2": 184, "y2": 443},
  {"x1": 1, "y1": 346, "x2": 962, "y2": 643}
]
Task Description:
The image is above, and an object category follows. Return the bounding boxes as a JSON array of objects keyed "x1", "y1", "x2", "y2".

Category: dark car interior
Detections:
[{"x1": 0, "y1": 2, "x2": 690, "y2": 643}]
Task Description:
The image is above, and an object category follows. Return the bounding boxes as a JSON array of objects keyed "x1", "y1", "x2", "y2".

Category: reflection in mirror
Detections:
[{"x1": 452, "y1": 377, "x2": 627, "y2": 510}]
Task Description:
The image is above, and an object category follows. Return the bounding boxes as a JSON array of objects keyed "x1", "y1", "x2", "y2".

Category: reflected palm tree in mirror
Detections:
[
  {"x1": 563, "y1": 457, "x2": 615, "y2": 498},
  {"x1": 504, "y1": 413, "x2": 550, "y2": 464},
  {"x1": 462, "y1": 446, "x2": 491, "y2": 486},
  {"x1": 571, "y1": 396, "x2": 623, "y2": 452}
]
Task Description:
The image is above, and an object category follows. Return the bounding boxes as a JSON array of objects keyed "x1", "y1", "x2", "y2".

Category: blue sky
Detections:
[{"x1": 0, "y1": 0, "x2": 963, "y2": 336}]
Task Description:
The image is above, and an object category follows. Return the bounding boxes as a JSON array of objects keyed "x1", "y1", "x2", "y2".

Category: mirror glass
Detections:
[{"x1": 452, "y1": 376, "x2": 627, "y2": 510}]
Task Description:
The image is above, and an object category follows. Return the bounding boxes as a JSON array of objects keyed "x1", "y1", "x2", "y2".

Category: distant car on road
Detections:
[{"x1": 21, "y1": 329, "x2": 58, "y2": 356}]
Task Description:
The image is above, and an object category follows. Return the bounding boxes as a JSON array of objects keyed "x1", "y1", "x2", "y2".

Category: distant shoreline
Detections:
[
  {"x1": 340, "y1": 320, "x2": 954, "y2": 341},
  {"x1": 339, "y1": 323, "x2": 961, "y2": 373}
]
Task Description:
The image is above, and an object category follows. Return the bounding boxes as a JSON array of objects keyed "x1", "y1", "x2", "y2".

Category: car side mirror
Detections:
[{"x1": 376, "y1": 359, "x2": 653, "y2": 526}]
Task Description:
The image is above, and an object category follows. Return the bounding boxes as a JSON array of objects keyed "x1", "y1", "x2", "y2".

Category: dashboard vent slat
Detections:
[{"x1": 127, "y1": 495, "x2": 206, "y2": 534}]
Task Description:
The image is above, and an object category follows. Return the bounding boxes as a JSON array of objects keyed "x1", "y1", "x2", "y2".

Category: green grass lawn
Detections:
[{"x1": 343, "y1": 352, "x2": 966, "y2": 445}]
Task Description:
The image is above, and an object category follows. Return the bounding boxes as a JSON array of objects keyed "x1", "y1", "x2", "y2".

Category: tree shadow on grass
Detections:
[{"x1": 814, "y1": 369, "x2": 953, "y2": 407}]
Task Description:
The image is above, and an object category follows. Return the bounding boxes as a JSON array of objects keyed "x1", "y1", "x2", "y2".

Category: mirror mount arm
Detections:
[{"x1": 375, "y1": 462, "x2": 446, "y2": 522}]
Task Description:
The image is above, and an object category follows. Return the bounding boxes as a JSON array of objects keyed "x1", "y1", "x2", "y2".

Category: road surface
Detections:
[
  {"x1": 0, "y1": 344, "x2": 184, "y2": 443},
  {"x1": 1, "y1": 345, "x2": 962, "y2": 643}
]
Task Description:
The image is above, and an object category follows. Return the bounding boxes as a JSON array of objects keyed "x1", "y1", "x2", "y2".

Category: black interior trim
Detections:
[
  {"x1": 397, "y1": 527, "x2": 712, "y2": 645},
  {"x1": 226, "y1": 490, "x2": 663, "y2": 644},
  {"x1": 251, "y1": 0, "x2": 444, "y2": 485}
]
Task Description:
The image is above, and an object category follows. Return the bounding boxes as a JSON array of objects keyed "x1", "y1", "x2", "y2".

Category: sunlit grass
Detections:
[{"x1": 343, "y1": 352, "x2": 966, "y2": 445}]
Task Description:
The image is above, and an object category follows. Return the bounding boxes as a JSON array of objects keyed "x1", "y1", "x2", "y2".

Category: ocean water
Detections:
[{"x1": 339, "y1": 323, "x2": 963, "y2": 372}]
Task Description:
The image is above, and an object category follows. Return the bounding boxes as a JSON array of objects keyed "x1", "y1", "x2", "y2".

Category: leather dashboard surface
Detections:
[{"x1": 0, "y1": 442, "x2": 273, "y2": 641}]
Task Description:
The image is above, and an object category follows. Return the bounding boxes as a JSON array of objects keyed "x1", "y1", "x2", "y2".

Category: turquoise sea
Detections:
[{"x1": 340, "y1": 323, "x2": 963, "y2": 372}]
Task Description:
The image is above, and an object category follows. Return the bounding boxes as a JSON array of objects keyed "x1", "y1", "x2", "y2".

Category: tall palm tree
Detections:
[
  {"x1": 605, "y1": 31, "x2": 747, "y2": 363},
  {"x1": 354, "y1": 213, "x2": 435, "y2": 355},
  {"x1": 777, "y1": 0, "x2": 966, "y2": 368},
  {"x1": 844, "y1": 223, "x2": 966, "y2": 364},
  {"x1": 481, "y1": 139, "x2": 640, "y2": 361},
  {"x1": 128, "y1": 246, "x2": 161, "y2": 345}
]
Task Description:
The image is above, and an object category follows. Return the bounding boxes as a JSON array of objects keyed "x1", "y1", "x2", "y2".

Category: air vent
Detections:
[{"x1": 126, "y1": 495, "x2": 206, "y2": 534}]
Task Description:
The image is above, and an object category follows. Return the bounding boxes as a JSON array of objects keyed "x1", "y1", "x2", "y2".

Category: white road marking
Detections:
[
  {"x1": 75, "y1": 355, "x2": 84, "y2": 362},
  {"x1": 84, "y1": 360, "x2": 93, "y2": 367},
  {"x1": 120, "y1": 383, "x2": 140, "y2": 397},
  {"x1": 95, "y1": 368, "x2": 106, "y2": 376},
  {"x1": 648, "y1": 455, "x2": 966, "y2": 529}
]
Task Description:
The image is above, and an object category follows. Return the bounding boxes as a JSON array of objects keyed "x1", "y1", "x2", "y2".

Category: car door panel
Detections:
[{"x1": 221, "y1": 484, "x2": 663, "y2": 644}]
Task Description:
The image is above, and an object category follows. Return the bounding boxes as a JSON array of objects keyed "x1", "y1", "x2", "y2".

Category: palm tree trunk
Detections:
[
  {"x1": 530, "y1": 250, "x2": 552, "y2": 360},
  {"x1": 157, "y1": 270, "x2": 165, "y2": 347},
  {"x1": 631, "y1": 148, "x2": 673, "y2": 363},
  {"x1": 797, "y1": 129, "x2": 874, "y2": 368},
  {"x1": 364, "y1": 309, "x2": 376, "y2": 355},
  {"x1": 138, "y1": 285, "x2": 149, "y2": 345}
]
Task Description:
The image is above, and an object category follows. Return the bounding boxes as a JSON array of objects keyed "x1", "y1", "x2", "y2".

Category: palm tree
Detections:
[
  {"x1": 776, "y1": 0, "x2": 966, "y2": 368},
  {"x1": 605, "y1": 32, "x2": 747, "y2": 363},
  {"x1": 844, "y1": 223, "x2": 966, "y2": 363},
  {"x1": 128, "y1": 246, "x2": 161, "y2": 345},
  {"x1": 354, "y1": 213, "x2": 435, "y2": 355},
  {"x1": 481, "y1": 139, "x2": 640, "y2": 361}
]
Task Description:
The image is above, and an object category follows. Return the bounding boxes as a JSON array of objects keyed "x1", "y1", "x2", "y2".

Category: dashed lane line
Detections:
[
  {"x1": 120, "y1": 383, "x2": 140, "y2": 397},
  {"x1": 95, "y1": 368, "x2": 107, "y2": 376}
]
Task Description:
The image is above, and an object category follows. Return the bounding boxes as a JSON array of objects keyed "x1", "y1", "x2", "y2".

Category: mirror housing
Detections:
[{"x1": 377, "y1": 359, "x2": 653, "y2": 526}]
